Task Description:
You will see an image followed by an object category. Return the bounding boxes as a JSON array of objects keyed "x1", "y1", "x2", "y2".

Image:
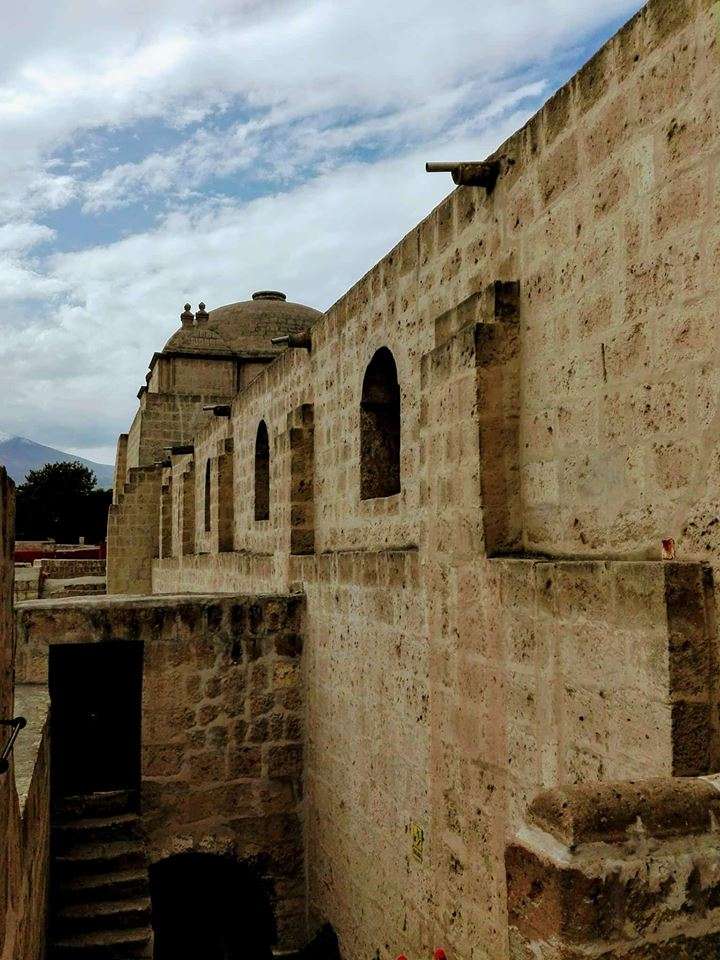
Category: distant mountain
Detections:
[{"x1": 0, "y1": 434, "x2": 114, "y2": 488}]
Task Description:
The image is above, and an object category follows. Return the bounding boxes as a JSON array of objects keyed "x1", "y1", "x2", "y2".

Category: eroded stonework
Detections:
[
  {"x1": 4, "y1": 0, "x2": 720, "y2": 957},
  {"x1": 100, "y1": 1, "x2": 720, "y2": 956}
]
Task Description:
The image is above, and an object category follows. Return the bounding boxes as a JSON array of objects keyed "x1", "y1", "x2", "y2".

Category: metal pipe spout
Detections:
[
  {"x1": 271, "y1": 332, "x2": 312, "y2": 350},
  {"x1": 426, "y1": 160, "x2": 501, "y2": 190}
]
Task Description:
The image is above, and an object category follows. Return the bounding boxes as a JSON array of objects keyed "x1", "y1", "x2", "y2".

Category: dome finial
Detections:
[
  {"x1": 195, "y1": 302, "x2": 209, "y2": 323},
  {"x1": 180, "y1": 303, "x2": 194, "y2": 327},
  {"x1": 252, "y1": 290, "x2": 286, "y2": 302}
]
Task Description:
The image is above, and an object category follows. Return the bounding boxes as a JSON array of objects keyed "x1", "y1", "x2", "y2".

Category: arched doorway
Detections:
[{"x1": 149, "y1": 853, "x2": 275, "y2": 960}]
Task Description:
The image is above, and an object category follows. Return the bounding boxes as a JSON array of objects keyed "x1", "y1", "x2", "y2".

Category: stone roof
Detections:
[
  {"x1": 162, "y1": 292, "x2": 322, "y2": 358},
  {"x1": 163, "y1": 324, "x2": 234, "y2": 356}
]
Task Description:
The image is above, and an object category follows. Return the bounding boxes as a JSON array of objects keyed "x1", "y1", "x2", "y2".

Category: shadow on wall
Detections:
[
  {"x1": 296, "y1": 923, "x2": 341, "y2": 959},
  {"x1": 360, "y1": 347, "x2": 401, "y2": 501},
  {"x1": 149, "y1": 852, "x2": 275, "y2": 960}
]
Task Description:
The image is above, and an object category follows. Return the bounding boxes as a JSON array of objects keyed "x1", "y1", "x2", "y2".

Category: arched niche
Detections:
[{"x1": 360, "y1": 347, "x2": 401, "y2": 500}]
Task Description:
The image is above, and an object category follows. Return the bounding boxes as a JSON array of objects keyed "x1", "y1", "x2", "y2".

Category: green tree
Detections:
[{"x1": 15, "y1": 461, "x2": 112, "y2": 543}]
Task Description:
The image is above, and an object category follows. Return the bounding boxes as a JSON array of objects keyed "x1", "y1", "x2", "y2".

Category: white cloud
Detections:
[
  {"x1": 0, "y1": 222, "x2": 55, "y2": 253},
  {"x1": 0, "y1": 0, "x2": 643, "y2": 453},
  {"x1": 0, "y1": 0, "x2": 639, "y2": 217}
]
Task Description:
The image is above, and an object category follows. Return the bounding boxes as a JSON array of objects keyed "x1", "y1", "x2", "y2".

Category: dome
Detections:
[
  {"x1": 208, "y1": 291, "x2": 322, "y2": 355},
  {"x1": 163, "y1": 324, "x2": 234, "y2": 355},
  {"x1": 161, "y1": 292, "x2": 322, "y2": 358}
]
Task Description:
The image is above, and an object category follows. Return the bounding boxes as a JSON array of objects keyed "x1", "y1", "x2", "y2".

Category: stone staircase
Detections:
[{"x1": 48, "y1": 791, "x2": 153, "y2": 959}]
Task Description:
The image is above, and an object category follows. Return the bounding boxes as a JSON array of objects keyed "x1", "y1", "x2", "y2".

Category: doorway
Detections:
[
  {"x1": 49, "y1": 641, "x2": 143, "y2": 799},
  {"x1": 149, "y1": 853, "x2": 275, "y2": 960}
]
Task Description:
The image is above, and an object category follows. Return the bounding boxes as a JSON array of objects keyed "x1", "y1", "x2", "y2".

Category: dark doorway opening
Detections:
[
  {"x1": 150, "y1": 853, "x2": 275, "y2": 960},
  {"x1": 49, "y1": 641, "x2": 143, "y2": 799}
]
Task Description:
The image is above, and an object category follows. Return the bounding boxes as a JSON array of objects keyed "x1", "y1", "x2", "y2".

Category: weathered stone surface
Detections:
[
  {"x1": 83, "y1": 0, "x2": 720, "y2": 957},
  {"x1": 16, "y1": 591, "x2": 305, "y2": 952},
  {"x1": 528, "y1": 778, "x2": 720, "y2": 847},
  {"x1": 508, "y1": 777, "x2": 720, "y2": 957},
  {"x1": 0, "y1": 470, "x2": 50, "y2": 960}
]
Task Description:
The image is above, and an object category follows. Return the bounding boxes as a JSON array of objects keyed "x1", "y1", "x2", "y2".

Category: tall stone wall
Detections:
[{"x1": 129, "y1": 1, "x2": 720, "y2": 957}]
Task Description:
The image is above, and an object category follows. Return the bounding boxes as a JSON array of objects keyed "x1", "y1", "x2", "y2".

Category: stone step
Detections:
[
  {"x1": 57, "y1": 867, "x2": 150, "y2": 905},
  {"x1": 48, "y1": 925, "x2": 151, "y2": 959},
  {"x1": 55, "y1": 840, "x2": 146, "y2": 877},
  {"x1": 53, "y1": 813, "x2": 140, "y2": 850},
  {"x1": 56, "y1": 791, "x2": 137, "y2": 821},
  {"x1": 55, "y1": 896, "x2": 151, "y2": 934}
]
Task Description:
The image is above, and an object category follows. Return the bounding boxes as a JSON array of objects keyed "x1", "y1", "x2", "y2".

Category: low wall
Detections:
[
  {"x1": 35, "y1": 559, "x2": 106, "y2": 579},
  {"x1": 13, "y1": 568, "x2": 40, "y2": 604}
]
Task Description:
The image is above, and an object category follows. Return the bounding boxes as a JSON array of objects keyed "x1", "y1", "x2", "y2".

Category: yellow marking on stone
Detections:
[{"x1": 410, "y1": 822, "x2": 424, "y2": 863}]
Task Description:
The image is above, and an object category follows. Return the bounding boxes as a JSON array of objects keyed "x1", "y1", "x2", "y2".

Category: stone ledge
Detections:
[
  {"x1": 529, "y1": 777, "x2": 720, "y2": 847},
  {"x1": 16, "y1": 591, "x2": 297, "y2": 612}
]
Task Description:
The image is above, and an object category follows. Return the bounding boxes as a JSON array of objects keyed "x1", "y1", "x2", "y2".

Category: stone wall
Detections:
[
  {"x1": 126, "y1": 390, "x2": 233, "y2": 473},
  {"x1": 13, "y1": 567, "x2": 40, "y2": 604},
  {"x1": 33, "y1": 558, "x2": 107, "y2": 600},
  {"x1": 143, "y1": 0, "x2": 720, "y2": 573},
  {"x1": 16, "y1": 592, "x2": 306, "y2": 952},
  {"x1": 0, "y1": 468, "x2": 50, "y2": 960},
  {"x1": 6, "y1": 687, "x2": 50, "y2": 960},
  {"x1": 507, "y1": 777, "x2": 720, "y2": 957},
  {"x1": 106, "y1": 1, "x2": 720, "y2": 957},
  {"x1": 107, "y1": 465, "x2": 163, "y2": 594},
  {"x1": 169, "y1": 356, "x2": 237, "y2": 395},
  {"x1": 0, "y1": 469, "x2": 15, "y2": 958},
  {"x1": 36, "y1": 558, "x2": 106, "y2": 579},
  {"x1": 113, "y1": 432, "x2": 128, "y2": 504}
]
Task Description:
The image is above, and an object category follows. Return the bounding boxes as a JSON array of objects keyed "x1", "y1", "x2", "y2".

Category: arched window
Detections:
[
  {"x1": 204, "y1": 460, "x2": 212, "y2": 533},
  {"x1": 254, "y1": 420, "x2": 270, "y2": 521},
  {"x1": 360, "y1": 347, "x2": 401, "y2": 500}
]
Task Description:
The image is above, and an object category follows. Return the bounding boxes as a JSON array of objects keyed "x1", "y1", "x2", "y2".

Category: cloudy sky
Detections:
[{"x1": 0, "y1": 0, "x2": 642, "y2": 465}]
